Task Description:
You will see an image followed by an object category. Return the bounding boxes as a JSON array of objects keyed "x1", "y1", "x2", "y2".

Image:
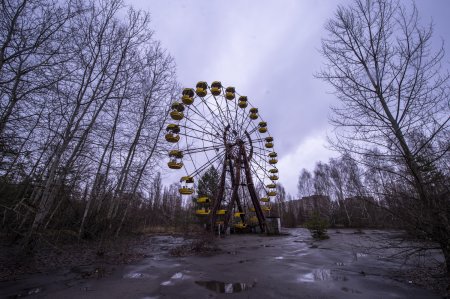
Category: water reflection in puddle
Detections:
[
  {"x1": 123, "y1": 272, "x2": 155, "y2": 279},
  {"x1": 160, "y1": 271, "x2": 191, "y2": 286},
  {"x1": 298, "y1": 269, "x2": 349, "y2": 283},
  {"x1": 298, "y1": 269, "x2": 331, "y2": 282},
  {"x1": 195, "y1": 280, "x2": 255, "y2": 293},
  {"x1": 10, "y1": 287, "x2": 44, "y2": 298},
  {"x1": 274, "y1": 256, "x2": 284, "y2": 260}
]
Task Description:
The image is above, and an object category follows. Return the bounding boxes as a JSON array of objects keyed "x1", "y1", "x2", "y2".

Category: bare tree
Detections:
[
  {"x1": 297, "y1": 168, "x2": 314, "y2": 198},
  {"x1": 318, "y1": 0, "x2": 450, "y2": 280}
]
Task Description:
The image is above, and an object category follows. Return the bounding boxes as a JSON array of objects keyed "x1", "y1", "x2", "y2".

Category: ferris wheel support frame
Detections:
[{"x1": 210, "y1": 138, "x2": 266, "y2": 233}]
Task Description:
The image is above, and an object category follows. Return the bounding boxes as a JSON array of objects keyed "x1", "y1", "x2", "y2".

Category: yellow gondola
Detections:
[
  {"x1": 238, "y1": 96, "x2": 248, "y2": 108},
  {"x1": 196, "y1": 209, "x2": 210, "y2": 215},
  {"x1": 269, "y1": 168, "x2": 279, "y2": 174},
  {"x1": 196, "y1": 81, "x2": 208, "y2": 97},
  {"x1": 178, "y1": 187, "x2": 194, "y2": 195},
  {"x1": 265, "y1": 137, "x2": 273, "y2": 148},
  {"x1": 268, "y1": 152, "x2": 277, "y2": 158},
  {"x1": 166, "y1": 124, "x2": 180, "y2": 133},
  {"x1": 179, "y1": 176, "x2": 194, "y2": 195},
  {"x1": 249, "y1": 216, "x2": 258, "y2": 223},
  {"x1": 168, "y1": 161, "x2": 183, "y2": 169},
  {"x1": 260, "y1": 197, "x2": 270, "y2": 202},
  {"x1": 169, "y1": 150, "x2": 183, "y2": 158},
  {"x1": 211, "y1": 81, "x2": 222, "y2": 96},
  {"x1": 270, "y1": 175, "x2": 279, "y2": 181},
  {"x1": 181, "y1": 176, "x2": 194, "y2": 183},
  {"x1": 262, "y1": 206, "x2": 271, "y2": 212},
  {"x1": 168, "y1": 150, "x2": 183, "y2": 169},
  {"x1": 269, "y1": 158, "x2": 278, "y2": 164},
  {"x1": 216, "y1": 209, "x2": 227, "y2": 215},
  {"x1": 268, "y1": 191, "x2": 277, "y2": 197},
  {"x1": 170, "y1": 110, "x2": 183, "y2": 120},
  {"x1": 249, "y1": 107, "x2": 258, "y2": 120},
  {"x1": 197, "y1": 196, "x2": 210, "y2": 204},
  {"x1": 179, "y1": 187, "x2": 194, "y2": 195},
  {"x1": 225, "y1": 87, "x2": 235, "y2": 100},
  {"x1": 234, "y1": 222, "x2": 247, "y2": 229},
  {"x1": 258, "y1": 121, "x2": 267, "y2": 133},
  {"x1": 170, "y1": 102, "x2": 185, "y2": 120},
  {"x1": 266, "y1": 183, "x2": 276, "y2": 189},
  {"x1": 234, "y1": 212, "x2": 245, "y2": 217},
  {"x1": 182, "y1": 88, "x2": 195, "y2": 105},
  {"x1": 165, "y1": 124, "x2": 180, "y2": 143},
  {"x1": 165, "y1": 133, "x2": 179, "y2": 143},
  {"x1": 171, "y1": 101, "x2": 185, "y2": 111}
]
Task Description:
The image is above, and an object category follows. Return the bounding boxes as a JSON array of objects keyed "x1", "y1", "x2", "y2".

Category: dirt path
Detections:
[{"x1": 0, "y1": 229, "x2": 444, "y2": 298}]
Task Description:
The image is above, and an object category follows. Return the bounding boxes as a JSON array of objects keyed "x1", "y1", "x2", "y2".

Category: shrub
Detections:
[{"x1": 305, "y1": 212, "x2": 329, "y2": 240}]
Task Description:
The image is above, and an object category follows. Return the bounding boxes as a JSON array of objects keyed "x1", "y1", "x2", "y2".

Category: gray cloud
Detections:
[{"x1": 127, "y1": 0, "x2": 450, "y2": 196}]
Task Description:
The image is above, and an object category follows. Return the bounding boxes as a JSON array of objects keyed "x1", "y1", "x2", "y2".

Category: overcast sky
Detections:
[{"x1": 127, "y1": 0, "x2": 450, "y2": 197}]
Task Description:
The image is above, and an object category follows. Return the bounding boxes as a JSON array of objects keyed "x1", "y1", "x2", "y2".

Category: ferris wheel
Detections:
[{"x1": 165, "y1": 81, "x2": 279, "y2": 233}]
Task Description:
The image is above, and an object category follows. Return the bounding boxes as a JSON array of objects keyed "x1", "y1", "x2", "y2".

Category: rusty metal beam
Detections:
[
  {"x1": 241, "y1": 143, "x2": 266, "y2": 232},
  {"x1": 210, "y1": 155, "x2": 227, "y2": 231},
  {"x1": 223, "y1": 156, "x2": 241, "y2": 232},
  {"x1": 228, "y1": 158, "x2": 245, "y2": 223}
]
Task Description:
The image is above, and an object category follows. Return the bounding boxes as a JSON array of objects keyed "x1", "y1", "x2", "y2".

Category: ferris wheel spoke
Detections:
[
  {"x1": 236, "y1": 106, "x2": 249, "y2": 139},
  {"x1": 251, "y1": 137, "x2": 270, "y2": 143},
  {"x1": 209, "y1": 94, "x2": 230, "y2": 126},
  {"x1": 250, "y1": 155, "x2": 269, "y2": 176},
  {"x1": 247, "y1": 125, "x2": 260, "y2": 135},
  {"x1": 197, "y1": 94, "x2": 229, "y2": 129},
  {"x1": 182, "y1": 144, "x2": 226, "y2": 155},
  {"x1": 252, "y1": 150, "x2": 274, "y2": 169},
  {"x1": 235, "y1": 111, "x2": 247, "y2": 135},
  {"x1": 223, "y1": 96, "x2": 235, "y2": 130},
  {"x1": 188, "y1": 150, "x2": 226, "y2": 178},
  {"x1": 251, "y1": 144, "x2": 272, "y2": 153},
  {"x1": 184, "y1": 106, "x2": 223, "y2": 137},
  {"x1": 177, "y1": 132, "x2": 223, "y2": 146},
  {"x1": 249, "y1": 165, "x2": 268, "y2": 196},
  {"x1": 187, "y1": 100, "x2": 224, "y2": 135},
  {"x1": 179, "y1": 123, "x2": 221, "y2": 139},
  {"x1": 244, "y1": 117, "x2": 256, "y2": 133}
]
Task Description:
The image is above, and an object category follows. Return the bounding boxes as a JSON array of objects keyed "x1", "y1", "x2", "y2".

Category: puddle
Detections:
[
  {"x1": 9, "y1": 287, "x2": 44, "y2": 298},
  {"x1": 171, "y1": 272, "x2": 183, "y2": 279},
  {"x1": 298, "y1": 269, "x2": 349, "y2": 283},
  {"x1": 195, "y1": 280, "x2": 255, "y2": 293},
  {"x1": 298, "y1": 272, "x2": 316, "y2": 282},
  {"x1": 274, "y1": 256, "x2": 284, "y2": 260},
  {"x1": 356, "y1": 253, "x2": 368, "y2": 258},
  {"x1": 160, "y1": 271, "x2": 190, "y2": 286},
  {"x1": 160, "y1": 280, "x2": 174, "y2": 286},
  {"x1": 341, "y1": 287, "x2": 362, "y2": 294},
  {"x1": 123, "y1": 272, "x2": 155, "y2": 279}
]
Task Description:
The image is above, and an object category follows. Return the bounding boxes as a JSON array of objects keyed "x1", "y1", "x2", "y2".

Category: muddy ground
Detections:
[{"x1": 0, "y1": 229, "x2": 446, "y2": 298}]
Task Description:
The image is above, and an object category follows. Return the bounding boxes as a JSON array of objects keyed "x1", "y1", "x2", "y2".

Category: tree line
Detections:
[
  {"x1": 282, "y1": 155, "x2": 395, "y2": 228},
  {"x1": 0, "y1": 0, "x2": 179, "y2": 243}
]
